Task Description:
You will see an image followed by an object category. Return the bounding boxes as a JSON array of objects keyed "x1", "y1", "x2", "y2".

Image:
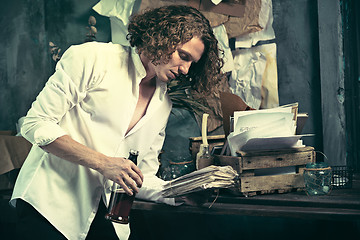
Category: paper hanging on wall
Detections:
[
  {"x1": 235, "y1": 0, "x2": 275, "y2": 48},
  {"x1": 229, "y1": 43, "x2": 278, "y2": 110},
  {"x1": 93, "y1": 0, "x2": 139, "y2": 46}
]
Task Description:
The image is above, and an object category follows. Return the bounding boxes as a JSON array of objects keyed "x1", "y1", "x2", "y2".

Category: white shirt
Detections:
[{"x1": 11, "y1": 42, "x2": 174, "y2": 240}]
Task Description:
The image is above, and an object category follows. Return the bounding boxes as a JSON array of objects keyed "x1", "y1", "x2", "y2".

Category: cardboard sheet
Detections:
[
  {"x1": 188, "y1": 0, "x2": 245, "y2": 18},
  {"x1": 139, "y1": 0, "x2": 262, "y2": 38},
  {"x1": 235, "y1": 0, "x2": 275, "y2": 48},
  {"x1": 0, "y1": 135, "x2": 32, "y2": 175}
]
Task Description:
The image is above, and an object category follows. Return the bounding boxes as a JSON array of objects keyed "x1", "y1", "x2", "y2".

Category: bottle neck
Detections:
[{"x1": 128, "y1": 149, "x2": 139, "y2": 164}]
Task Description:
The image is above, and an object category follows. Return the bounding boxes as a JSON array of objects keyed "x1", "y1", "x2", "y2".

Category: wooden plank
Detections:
[
  {"x1": 240, "y1": 149, "x2": 315, "y2": 170},
  {"x1": 214, "y1": 155, "x2": 241, "y2": 173},
  {"x1": 237, "y1": 146, "x2": 314, "y2": 157},
  {"x1": 214, "y1": 147, "x2": 315, "y2": 172},
  {"x1": 241, "y1": 170, "x2": 255, "y2": 177},
  {"x1": 240, "y1": 174, "x2": 305, "y2": 193},
  {"x1": 189, "y1": 135, "x2": 225, "y2": 142}
]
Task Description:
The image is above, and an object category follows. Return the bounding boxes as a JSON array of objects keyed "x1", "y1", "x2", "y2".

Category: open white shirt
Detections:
[{"x1": 11, "y1": 42, "x2": 174, "y2": 240}]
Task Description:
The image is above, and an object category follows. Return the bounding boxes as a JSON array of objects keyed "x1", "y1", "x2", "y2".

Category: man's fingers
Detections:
[
  {"x1": 118, "y1": 177, "x2": 135, "y2": 195},
  {"x1": 107, "y1": 157, "x2": 144, "y2": 195},
  {"x1": 130, "y1": 167, "x2": 143, "y2": 188},
  {"x1": 119, "y1": 169, "x2": 143, "y2": 195}
]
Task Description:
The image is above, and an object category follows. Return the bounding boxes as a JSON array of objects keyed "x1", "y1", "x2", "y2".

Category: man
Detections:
[{"x1": 11, "y1": 5, "x2": 223, "y2": 239}]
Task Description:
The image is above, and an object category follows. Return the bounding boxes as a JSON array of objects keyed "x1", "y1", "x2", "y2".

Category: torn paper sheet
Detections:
[
  {"x1": 229, "y1": 43, "x2": 278, "y2": 109},
  {"x1": 223, "y1": 0, "x2": 262, "y2": 38},
  {"x1": 235, "y1": 0, "x2": 275, "y2": 48}
]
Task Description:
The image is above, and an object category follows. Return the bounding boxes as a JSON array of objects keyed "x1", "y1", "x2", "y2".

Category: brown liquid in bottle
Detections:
[{"x1": 105, "y1": 150, "x2": 138, "y2": 224}]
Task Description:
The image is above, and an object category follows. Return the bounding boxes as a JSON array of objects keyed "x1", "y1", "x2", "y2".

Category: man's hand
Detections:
[
  {"x1": 41, "y1": 135, "x2": 144, "y2": 196},
  {"x1": 101, "y1": 156, "x2": 144, "y2": 195}
]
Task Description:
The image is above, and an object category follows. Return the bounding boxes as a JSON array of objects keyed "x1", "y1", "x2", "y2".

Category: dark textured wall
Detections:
[
  {"x1": 0, "y1": 0, "x2": 111, "y2": 133},
  {"x1": 273, "y1": 0, "x2": 322, "y2": 151},
  {"x1": 0, "y1": 0, "x2": 49, "y2": 132}
]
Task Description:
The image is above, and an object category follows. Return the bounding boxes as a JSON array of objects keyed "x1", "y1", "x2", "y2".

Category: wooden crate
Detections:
[
  {"x1": 214, "y1": 146, "x2": 315, "y2": 196},
  {"x1": 189, "y1": 135, "x2": 225, "y2": 161}
]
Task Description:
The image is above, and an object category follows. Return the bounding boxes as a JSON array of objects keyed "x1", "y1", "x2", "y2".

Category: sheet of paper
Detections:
[
  {"x1": 233, "y1": 103, "x2": 295, "y2": 131},
  {"x1": 226, "y1": 103, "x2": 308, "y2": 155},
  {"x1": 240, "y1": 134, "x2": 313, "y2": 151},
  {"x1": 233, "y1": 111, "x2": 295, "y2": 135},
  {"x1": 228, "y1": 118, "x2": 295, "y2": 156}
]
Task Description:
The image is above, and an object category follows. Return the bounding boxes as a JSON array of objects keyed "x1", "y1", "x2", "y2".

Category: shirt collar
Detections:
[
  {"x1": 156, "y1": 77, "x2": 168, "y2": 101},
  {"x1": 131, "y1": 48, "x2": 145, "y2": 78},
  {"x1": 131, "y1": 47, "x2": 168, "y2": 100}
]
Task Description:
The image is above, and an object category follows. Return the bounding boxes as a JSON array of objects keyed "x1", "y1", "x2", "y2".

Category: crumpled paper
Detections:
[{"x1": 229, "y1": 43, "x2": 278, "y2": 110}]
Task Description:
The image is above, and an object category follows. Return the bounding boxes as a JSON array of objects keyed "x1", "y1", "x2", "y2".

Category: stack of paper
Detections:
[
  {"x1": 227, "y1": 103, "x2": 312, "y2": 156},
  {"x1": 161, "y1": 165, "x2": 238, "y2": 198}
]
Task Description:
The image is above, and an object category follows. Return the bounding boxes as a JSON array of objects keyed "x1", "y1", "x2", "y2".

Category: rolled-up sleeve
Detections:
[{"x1": 21, "y1": 45, "x2": 92, "y2": 146}]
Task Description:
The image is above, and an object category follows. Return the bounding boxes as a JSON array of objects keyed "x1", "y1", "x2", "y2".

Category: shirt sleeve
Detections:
[
  {"x1": 136, "y1": 125, "x2": 176, "y2": 206},
  {"x1": 20, "y1": 44, "x2": 100, "y2": 146}
]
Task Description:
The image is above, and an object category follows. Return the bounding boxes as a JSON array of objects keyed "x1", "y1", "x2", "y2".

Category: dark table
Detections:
[{"x1": 129, "y1": 174, "x2": 360, "y2": 240}]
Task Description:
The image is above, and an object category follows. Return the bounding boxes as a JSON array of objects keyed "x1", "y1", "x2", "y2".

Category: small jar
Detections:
[{"x1": 303, "y1": 162, "x2": 332, "y2": 196}]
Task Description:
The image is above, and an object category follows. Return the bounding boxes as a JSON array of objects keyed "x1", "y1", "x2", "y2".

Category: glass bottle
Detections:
[
  {"x1": 196, "y1": 145, "x2": 213, "y2": 170},
  {"x1": 105, "y1": 149, "x2": 139, "y2": 224}
]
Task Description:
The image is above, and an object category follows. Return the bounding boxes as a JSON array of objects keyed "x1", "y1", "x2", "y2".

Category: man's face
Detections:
[{"x1": 152, "y1": 37, "x2": 205, "y2": 83}]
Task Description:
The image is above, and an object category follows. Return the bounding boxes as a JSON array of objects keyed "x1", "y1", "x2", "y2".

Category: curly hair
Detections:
[{"x1": 127, "y1": 5, "x2": 224, "y2": 92}]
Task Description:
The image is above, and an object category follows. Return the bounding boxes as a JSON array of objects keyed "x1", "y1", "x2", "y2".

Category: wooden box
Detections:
[
  {"x1": 213, "y1": 146, "x2": 315, "y2": 196},
  {"x1": 189, "y1": 135, "x2": 225, "y2": 161}
]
